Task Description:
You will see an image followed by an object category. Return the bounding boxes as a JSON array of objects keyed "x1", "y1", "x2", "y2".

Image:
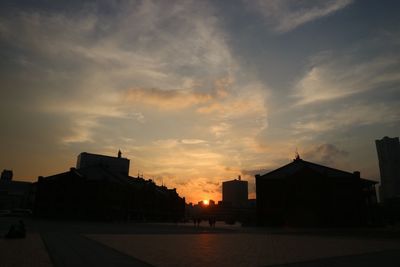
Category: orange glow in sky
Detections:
[
  {"x1": 203, "y1": 199, "x2": 209, "y2": 206},
  {"x1": 0, "y1": 0, "x2": 391, "y2": 206}
]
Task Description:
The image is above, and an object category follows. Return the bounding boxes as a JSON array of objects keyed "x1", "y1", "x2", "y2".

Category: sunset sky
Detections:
[{"x1": 0, "y1": 0, "x2": 399, "y2": 203}]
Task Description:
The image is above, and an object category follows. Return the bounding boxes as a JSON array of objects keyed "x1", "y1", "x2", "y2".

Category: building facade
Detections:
[
  {"x1": 375, "y1": 136, "x2": 400, "y2": 201},
  {"x1": 0, "y1": 169, "x2": 34, "y2": 210},
  {"x1": 255, "y1": 158, "x2": 378, "y2": 227},
  {"x1": 222, "y1": 176, "x2": 248, "y2": 207},
  {"x1": 34, "y1": 152, "x2": 185, "y2": 221},
  {"x1": 77, "y1": 151, "x2": 130, "y2": 175}
]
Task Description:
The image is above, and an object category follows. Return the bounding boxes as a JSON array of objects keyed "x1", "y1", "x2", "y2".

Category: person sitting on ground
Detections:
[{"x1": 5, "y1": 220, "x2": 26, "y2": 239}]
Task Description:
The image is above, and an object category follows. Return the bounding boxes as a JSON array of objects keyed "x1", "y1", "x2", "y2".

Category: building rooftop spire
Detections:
[{"x1": 294, "y1": 148, "x2": 301, "y2": 161}]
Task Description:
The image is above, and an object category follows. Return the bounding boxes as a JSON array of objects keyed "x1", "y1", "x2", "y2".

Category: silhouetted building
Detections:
[
  {"x1": 77, "y1": 151, "x2": 130, "y2": 175},
  {"x1": 0, "y1": 169, "x2": 34, "y2": 210},
  {"x1": 255, "y1": 157, "x2": 378, "y2": 227},
  {"x1": 375, "y1": 136, "x2": 400, "y2": 201},
  {"x1": 209, "y1": 200, "x2": 215, "y2": 207},
  {"x1": 1, "y1": 169, "x2": 13, "y2": 181},
  {"x1": 34, "y1": 152, "x2": 185, "y2": 221},
  {"x1": 222, "y1": 176, "x2": 248, "y2": 207}
]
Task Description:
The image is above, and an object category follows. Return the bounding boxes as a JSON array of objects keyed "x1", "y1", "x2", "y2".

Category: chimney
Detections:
[{"x1": 353, "y1": 171, "x2": 360, "y2": 179}]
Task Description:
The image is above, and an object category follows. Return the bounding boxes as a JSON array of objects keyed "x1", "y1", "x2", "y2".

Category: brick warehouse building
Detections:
[
  {"x1": 255, "y1": 156, "x2": 378, "y2": 227},
  {"x1": 34, "y1": 152, "x2": 185, "y2": 221}
]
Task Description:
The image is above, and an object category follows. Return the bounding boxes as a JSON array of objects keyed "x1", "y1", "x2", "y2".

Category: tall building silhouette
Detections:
[
  {"x1": 375, "y1": 136, "x2": 400, "y2": 201},
  {"x1": 222, "y1": 176, "x2": 248, "y2": 207}
]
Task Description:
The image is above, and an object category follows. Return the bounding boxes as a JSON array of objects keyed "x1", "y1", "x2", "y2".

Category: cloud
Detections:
[
  {"x1": 130, "y1": 112, "x2": 145, "y2": 123},
  {"x1": 124, "y1": 88, "x2": 214, "y2": 110},
  {"x1": 122, "y1": 75, "x2": 234, "y2": 110},
  {"x1": 293, "y1": 54, "x2": 400, "y2": 105},
  {"x1": 61, "y1": 116, "x2": 99, "y2": 144},
  {"x1": 206, "y1": 180, "x2": 220, "y2": 186},
  {"x1": 292, "y1": 102, "x2": 400, "y2": 134},
  {"x1": 302, "y1": 143, "x2": 348, "y2": 166},
  {"x1": 181, "y1": 139, "x2": 207, "y2": 145},
  {"x1": 248, "y1": 0, "x2": 353, "y2": 33},
  {"x1": 210, "y1": 122, "x2": 231, "y2": 137},
  {"x1": 198, "y1": 82, "x2": 268, "y2": 121},
  {"x1": 241, "y1": 168, "x2": 271, "y2": 177},
  {"x1": 0, "y1": 1, "x2": 237, "y2": 141},
  {"x1": 152, "y1": 139, "x2": 179, "y2": 148},
  {"x1": 153, "y1": 139, "x2": 207, "y2": 147},
  {"x1": 0, "y1": 1, "x2": 271, "y2": 203}
]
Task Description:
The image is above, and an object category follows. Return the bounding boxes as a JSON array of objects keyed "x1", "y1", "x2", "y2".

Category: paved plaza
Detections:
[{"x1": 1, "y1": 218, "x2": 400, "y2": 266}]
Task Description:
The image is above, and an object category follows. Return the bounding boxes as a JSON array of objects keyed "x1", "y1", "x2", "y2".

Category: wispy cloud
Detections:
[
  {"x1": 292, "y1": 102, "x2": 400, "y2": 134},
  {"x1": 293, "y1": 53, "x2": 400, "y2": 105},
  {"x1": 3, "y1": 0, "x2": 396, "y2": 202},
  {"x1": 61, "y1": 117, "x2": 99, "y2": 144},
  {"x1": 0, "y1": 1, "x2": 239, "y2": 145},
  {"x1": 181, "y1": 139, "x2": 207, "y2": 145},
  {"x1": 124, "y1": 87, "x2": 214, "y2": 110},
  {"x1": 302, "y1": 143, "x2": 348, "y2": 166},
  {"x1": 248, "y1": 0, "x2": 353, "y2": 33},
  {"x1": 0, "y1": 0, "x2": 274, "y2": 202}
]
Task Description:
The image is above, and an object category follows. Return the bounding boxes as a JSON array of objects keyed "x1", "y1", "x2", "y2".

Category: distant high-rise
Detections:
[
  {"x1": 222, "y1": 176, "x2": 248, "y2": 207},
  {"x1": 375, "y1": 136, "x2": 400, "y2": 200}
]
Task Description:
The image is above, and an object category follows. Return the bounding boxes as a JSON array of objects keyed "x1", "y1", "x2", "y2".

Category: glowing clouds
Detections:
[{"x1": 123, "y1": 88, "x2": 213, "y2": 110}]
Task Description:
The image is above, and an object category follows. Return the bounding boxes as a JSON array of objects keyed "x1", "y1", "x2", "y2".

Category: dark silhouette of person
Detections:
[
  {"x1": 208, "y1": 217, "x2": 216, "y2": 227},
  {"x1": 5, "y1": 220, "x2": 26, "y2": 239}
]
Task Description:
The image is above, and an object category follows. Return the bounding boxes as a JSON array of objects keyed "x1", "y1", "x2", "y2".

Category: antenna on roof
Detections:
[
  {"x1": 294, "y1": 147, "x2": 300, "y2": 160},
  {"x1": 118, "y1": 150, "x2": 122, "y2": 158}
]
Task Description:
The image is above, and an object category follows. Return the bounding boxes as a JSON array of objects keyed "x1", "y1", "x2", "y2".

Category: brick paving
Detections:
[
  {"x1": 2, "y1": 218, "x2": 400, "y2": 267},
  {"x1": 268, "y1": 249, "x2": 400, "y2": 267},
  {"x1": 41, "y1": 232, "x2": 151, "y2": 267},
  {"x1": 0, "y1": 233, "x2": 52, "y2": 267},
  {"x1": 88, "y1": 233, "x2": 400, "y2": 267}
]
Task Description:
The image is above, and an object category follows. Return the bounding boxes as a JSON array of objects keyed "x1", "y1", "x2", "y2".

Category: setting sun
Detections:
[{"x1": 203, "y1": 200, "x2": 209, "y2": 205}]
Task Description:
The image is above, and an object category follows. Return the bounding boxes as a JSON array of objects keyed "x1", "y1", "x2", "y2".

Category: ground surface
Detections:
[{"x1": 1, "y1": 217, "x2": 400, "y2": 267}]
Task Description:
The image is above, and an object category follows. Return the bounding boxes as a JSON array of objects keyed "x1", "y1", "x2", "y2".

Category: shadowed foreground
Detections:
[
  {"x1": 41, "y1": 232, "x2": 151, "y2": 267},
  {"x1": 270, "y1": 250, "x2": 400, "y2": 267},
  {"x1": 1, "y1": 218, "x2": 400, "y2": 267},
  {"x1": 88, "y1": 232, "x2": 400, "y2": 267}
]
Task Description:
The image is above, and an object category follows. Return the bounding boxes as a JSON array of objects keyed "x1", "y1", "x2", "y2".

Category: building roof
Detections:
[
  {"x1": 41, "y1": 165, "x2": 181, "y2": 197},
  {"x1": 78, "y1": 152, "x2": 126, "y2": 160},
  {"x1": 256, "y1": 158, "x2": 377, "y2": 184},
  {"x1": 223, "y1": 179, "x2": 248, "y2": 185},
  {"x1": 44, "y1": 166, "x2": 140, "y2": 187},
  {"x1": 0, "y1": 180, "x2": 32, "y2": 195}
]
